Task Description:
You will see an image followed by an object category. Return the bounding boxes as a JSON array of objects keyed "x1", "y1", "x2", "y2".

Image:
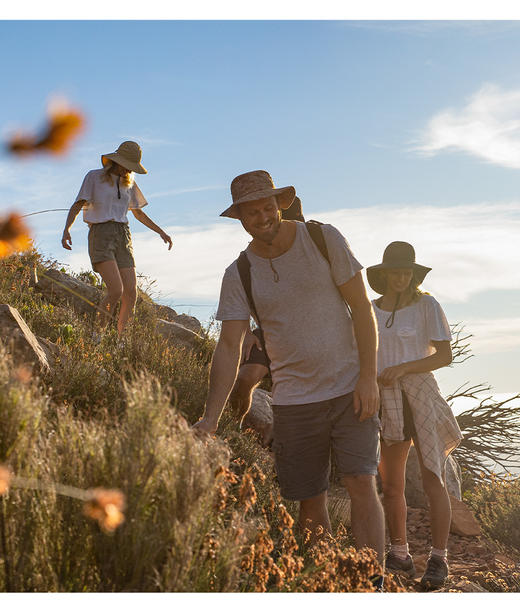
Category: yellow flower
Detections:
[
  {"x1": 0, "y1": 465, "x2": 12, "y2": 496},
  {"x1": 7, "y1": 100, "x2": 85, "y2": 157},
  {"x1": 0, "y1": 214, "x2": 32, "y2": 259},
  {"x1": 83, "y1": 488, "x2": 125, "y2": 533}
]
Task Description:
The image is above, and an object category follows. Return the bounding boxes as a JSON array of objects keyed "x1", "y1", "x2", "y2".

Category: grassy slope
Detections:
[{"x1": 0, "y1": 250, "x2": 400, "y2": 592}]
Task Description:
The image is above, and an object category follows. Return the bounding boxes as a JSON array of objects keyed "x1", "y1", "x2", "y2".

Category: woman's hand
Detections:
[
  {"x1": 379, "y1": 363, "x2": 409, "y2": 387},
  {"x1": 61, "y1": 229, "x2": 72, "y2": 250},
  {"x1": 160, "y1": 230, "x2": 172, "y2": 250}
]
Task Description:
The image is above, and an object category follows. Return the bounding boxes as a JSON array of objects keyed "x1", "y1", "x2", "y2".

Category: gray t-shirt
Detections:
[{"x1": 216, "y1": 222, "x2": 363, "y2": 405}]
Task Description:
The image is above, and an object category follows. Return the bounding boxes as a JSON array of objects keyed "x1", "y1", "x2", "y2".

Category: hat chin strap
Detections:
[{"x1": 385, "y1": 292, "x2": 401, "y2": 329}]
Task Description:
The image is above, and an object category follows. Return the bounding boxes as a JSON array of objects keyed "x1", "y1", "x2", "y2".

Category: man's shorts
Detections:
[
  {"x1": 271, "y1": 392, "x2": 380, "y2": 501},
  {"x1": 243, "y1": 328, "x2": 270, "y2": 369},
  {"x1": 88, "y1": 221, "x2": 135, "y2": 271}
]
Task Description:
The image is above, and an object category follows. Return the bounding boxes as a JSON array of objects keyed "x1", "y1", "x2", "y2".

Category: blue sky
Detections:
[{"x1": 1, "y1": 14, "x2": 520, "y2": 400}]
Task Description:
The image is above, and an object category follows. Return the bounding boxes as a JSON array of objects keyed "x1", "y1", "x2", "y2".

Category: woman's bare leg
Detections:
[
  {"x1": 378, "y1": 439, "x2": 412, "y2": 546},
  {"x1": 118, "y1": 267, "x2": 137, "y2": 334},
  {"x1": 94, "y1": 260, "x2": 123, "y2": 329},
  {"x1": 416, "y1": 448, "x2": 451, "y2": 550}
]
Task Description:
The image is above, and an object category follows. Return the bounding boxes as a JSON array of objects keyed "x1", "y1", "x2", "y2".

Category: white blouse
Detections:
[
  {"x1": 75, "y1": 168, "x2": 148, "y2": 224},
  {"x1": 373, "y1": 294, "x2": 451, "y2": 374}
]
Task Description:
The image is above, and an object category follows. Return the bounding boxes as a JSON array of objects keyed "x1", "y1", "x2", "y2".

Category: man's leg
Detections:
[
  {"x1": 341, "y1": 473, "x2": 385, "y2": 564},
  {"x1": 298, "y1": 490, "x2": 332, "y2": 544},
  {"x1": 228, "y1": 363, "x2": 269, "y2": 423}
]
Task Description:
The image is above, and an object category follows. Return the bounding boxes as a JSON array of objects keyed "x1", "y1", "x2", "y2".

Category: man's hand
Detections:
[
  {"x1": 353, "y1": 375, "x2": 380, "y2": 422},
  {"x1": 241, "y1": 330, "x2": 262, "y2": 363},
  {"x1": 192, "y1": 416, "x2": 218, "y2": 438},
  {"x1": 159, "y1": 230, "x2": 173, "y2": 250},
  {"x1": 61, "y1": 229, "x2": 72, "y2": 250},
  {"x1": 378, "y1": 363, "x2": 409, "y2": 387}
]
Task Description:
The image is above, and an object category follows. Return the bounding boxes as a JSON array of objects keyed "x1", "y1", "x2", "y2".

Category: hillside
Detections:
[{"x1": 0, "y1": 249, "x2": 519, "y2": 593}]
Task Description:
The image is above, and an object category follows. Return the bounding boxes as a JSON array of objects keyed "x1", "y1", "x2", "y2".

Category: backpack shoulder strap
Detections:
[
  {"x1": 237, "y1": 251, "x2": 257, "y2": 322},
  {"x1": 305, "y1": 220, "x2": 330, "y2": 264},
  {"x1": 305, "y1": 220, "x2": 353, "y2": 317},
  {"x1": 236, "y1": 250, "x2": 268, "y2": 354}
]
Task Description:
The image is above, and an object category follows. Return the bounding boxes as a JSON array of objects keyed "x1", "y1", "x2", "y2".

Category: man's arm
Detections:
[
  {"x1": 338, "y1": 271, "x2": 379, "y2": 421},
  {"x1": 131, "y1": 208, "x2": 172, "y2": 250},
  {"x1": 193, "y1": 319, "x2": 249, "y2": 435}
]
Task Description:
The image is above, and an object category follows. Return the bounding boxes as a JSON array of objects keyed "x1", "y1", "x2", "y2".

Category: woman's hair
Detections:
[{"x1": 101, "y1": 160, "x2": 134, "y2": 188}]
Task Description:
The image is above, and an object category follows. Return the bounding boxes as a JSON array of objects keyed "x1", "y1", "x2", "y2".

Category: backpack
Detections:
[{"x1": 236, "y1": 220, "x2": 352, "y2": 356}]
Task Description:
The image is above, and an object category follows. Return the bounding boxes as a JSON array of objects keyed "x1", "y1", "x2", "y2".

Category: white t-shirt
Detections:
[
  {"x1": 216, "y1": 222, "x2": 362, "y2": 406},
  {"x1": 75, "y1": 169, "x2": 148, "y2": 224},
  {"x1": 373, "y1": 294, "x2": 451, "y2": 374}
]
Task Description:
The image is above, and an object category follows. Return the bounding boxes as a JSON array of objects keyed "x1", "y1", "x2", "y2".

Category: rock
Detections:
[
  {"x1": 155, "y1": 319, "x2": 204, "y2": 352},
  {"x1": 0, "y1": 304, "x2": 50, "y2": 372},
  {"x1": 171, "y1": 313, "x2": 203, "y2": 335},
  {"x1": 242, "y1": 388, "x2": 273, "y2": 445},
  {"x1": 36, "y1": 336, "x2": 60, "y2": 369},
  {"x1": 494, "y1": 554, "x2": 516, "y2": 567},
  {"x1": 35, "y1": 268, "x2": 102, "y2": 316},
  {"x1": 451, "y1": 579, "x2": 488, "y2": 592},
  {"x1": 405, "y1": 446, "x2": 462, "y2": 509},
  {"x1": 449, "y1": 496, "x2": 481, "y2": 537},
  {"x1": 151, "y1": 304, "x2": 203, "y2": 334},
  {"x1": 152, "y1": 303, "x2": 178, "y2": 321}
]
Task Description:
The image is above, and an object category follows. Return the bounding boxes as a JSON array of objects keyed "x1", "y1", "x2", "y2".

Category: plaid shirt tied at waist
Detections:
[{"x1": 380, "y1": 372, "x2": 463, "y2": 485}]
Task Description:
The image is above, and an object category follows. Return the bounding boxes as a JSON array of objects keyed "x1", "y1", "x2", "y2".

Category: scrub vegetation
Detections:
[{"x1": 0, "y1": 250, "x2": 519, "y2": 592}]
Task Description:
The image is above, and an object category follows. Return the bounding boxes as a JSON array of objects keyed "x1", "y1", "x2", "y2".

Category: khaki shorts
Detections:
[
  {"x1": 88, "y1": 221, "x2": 135, "y2": 271},
  {"x1": 272, "y1": 392, "x2": 380, "y2": 501}
]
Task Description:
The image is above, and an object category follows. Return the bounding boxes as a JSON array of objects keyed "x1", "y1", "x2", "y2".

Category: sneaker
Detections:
[
  {"x1": 385, "y1": 552, "x2": 416, "y2": 578},
  {"x1": 369, "y1": 573, "x2": 385, "y2": 592},
  {"x1": 420, "y1": 555, "x2": 448, "y2": 590}
]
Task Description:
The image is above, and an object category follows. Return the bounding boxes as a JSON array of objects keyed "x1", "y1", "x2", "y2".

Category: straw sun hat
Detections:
[
  {"x1": 101, "y1": 141, "x2": 147, "y2": 174},
  {"x1": 220, "y1": 170, "x2": 296, "y2": 219},
  {"x1": 366, "y1": 241, "x2": 432, "y2": 295}
]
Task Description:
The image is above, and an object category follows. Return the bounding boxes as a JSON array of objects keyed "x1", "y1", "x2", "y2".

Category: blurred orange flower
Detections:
[
  {"x1": 0, "y1": 465, "x2": 12, "y2": 496},
  {"x1": 7, "y1": 100, "x2": 85, "y2": 156},
  {"x1": 83, "y1": 488, "x2": 125, "y2": 533},
  {"x1": 0, "y1": 213, "x2": 32, "y2": 258}
]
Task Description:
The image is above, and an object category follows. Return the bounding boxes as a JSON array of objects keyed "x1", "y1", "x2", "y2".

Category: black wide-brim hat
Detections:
[{"x1": 366, "y1": 241, "x2": 432, "y2": 295}]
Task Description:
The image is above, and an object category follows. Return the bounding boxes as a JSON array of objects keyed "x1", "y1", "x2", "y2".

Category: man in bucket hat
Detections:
[{"x1": 194, "y1": 170, "x2": 385, "y2": 566}]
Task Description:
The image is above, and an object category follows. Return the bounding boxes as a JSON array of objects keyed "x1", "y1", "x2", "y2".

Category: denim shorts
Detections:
[
  {"x1": 88, "y1": 221, "x2": 135, "y2": 271},
  {"x1": 272, "y1": 392, "x2": 380, "y2": 501}
]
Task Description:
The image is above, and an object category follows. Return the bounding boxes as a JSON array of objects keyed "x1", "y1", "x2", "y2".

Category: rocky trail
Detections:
[{"x1": 390, "y1": 506, "x2": 519, "y2": 592}]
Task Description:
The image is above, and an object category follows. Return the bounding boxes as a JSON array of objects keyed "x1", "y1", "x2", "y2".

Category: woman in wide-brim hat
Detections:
[
  {"x1": 367, "y1": 241, "x2": 462, "y2": 590},
  {"x1": 61, "y1": 141, "x2": 172, "y2": 335}
]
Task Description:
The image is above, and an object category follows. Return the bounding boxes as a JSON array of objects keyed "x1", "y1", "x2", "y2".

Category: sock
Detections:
[
  {"x1": 390, "y1": 542, "x2": 409, "y2": 560},
  {"x1": 430, "y1": 547, "x2": 448, "y2": 560}
]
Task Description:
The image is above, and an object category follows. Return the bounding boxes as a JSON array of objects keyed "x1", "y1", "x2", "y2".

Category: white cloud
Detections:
[
  {"x1": 313, "y1": 201, "x2": 520, "y2": 305},
  {"x1": 414, "y1": 83, "x2": 520, "y2": 168},
  {"x1": 61, "y1": 199, "x2": 520, "y2": 316},
  {"x1": 456, "y1": 317, "x2": 520, "y2": 354}
]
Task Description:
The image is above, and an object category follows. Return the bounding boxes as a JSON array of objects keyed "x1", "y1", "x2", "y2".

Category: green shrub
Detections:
[{"x1": 466, "y1": 477, "x2": 520, "y2": 554}]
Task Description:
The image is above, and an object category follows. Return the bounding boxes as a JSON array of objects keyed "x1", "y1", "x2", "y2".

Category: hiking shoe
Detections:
[
  {"x1": 369, "y1": 573, "x2": 384, "y2": 592},
  {"x1": 385, "y1": 552, "x2": 416, "y2": 578},
  {"x1": 420, "y1": 555, "x2": 448, "y2": 590}
]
